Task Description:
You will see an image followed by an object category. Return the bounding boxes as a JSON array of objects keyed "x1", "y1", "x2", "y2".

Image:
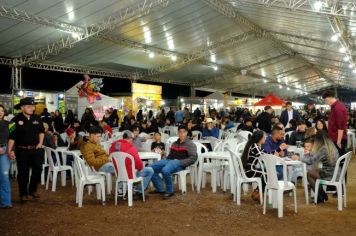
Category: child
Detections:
[
  {"x1": 151, "y1": 132, "x2": 166, "y2": 158},
  {"x1": 290, "y1": 137, "x2": 314, "y2": 184}
]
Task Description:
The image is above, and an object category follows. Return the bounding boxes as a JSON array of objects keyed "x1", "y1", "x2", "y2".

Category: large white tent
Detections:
[{"x1": 66, "y1": 81, "x2": 119, "y2": 119}]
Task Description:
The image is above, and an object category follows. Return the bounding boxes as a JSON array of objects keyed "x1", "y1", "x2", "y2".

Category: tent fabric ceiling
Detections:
[{"x1": 0, "y1": 0, "x2": 356, "y2": 98}]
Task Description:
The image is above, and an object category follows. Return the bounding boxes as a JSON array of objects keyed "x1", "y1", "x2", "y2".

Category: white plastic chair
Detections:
[
  {"x1": 73, "y1": 153, "x2": 106, "y2": 207},
  {"x1": 222, "y1": 141, "x2": 246, "y2": 192},
  {"x1": 238, "y1": 130, "x2": 252, "y2": 142},
  {"x1": 41, "y1": 150, "x2": 50, "y2": 185},
  {"x1": 228, "y1": 149, "x2": 263, "y2": 205},
  {"x1": 261, "y1": 154, "x2": 297, "y2": 218},
  {"x1": 160, "y1": 132, "x2": 170, "y2": 143},
  {"x1": 165, "y1": 136, "x2": 179, "y2": 154},
  {"x1": 173, "y1": 142, "x2": 206, "y2": 193},
  {"x1": 89, "y1": 166, "x2": 113, "y2": 195},
  {"x1": 192, "y1": 130, "x2": 202, "y2": 140},
  {"x1": 110, "y1": 152, "x2": 145, "y2": 207},
  {"x1": 314, "y1": 151, "x2": 352, "y2": 211},
  {"x1": 44, "y1": 146, "x2": 74, "y2": 192}
]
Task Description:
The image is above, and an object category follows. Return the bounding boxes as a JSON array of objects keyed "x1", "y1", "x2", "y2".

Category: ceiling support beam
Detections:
[
  {"x1": 16, "y1": 0, "x2": 176, "y2": 66},
  {"x1": 0, "y1": 5, "x2": 85, "y2": 34},
  {"x1": 201, "y1": 0, "x2": 336, "y2": 87},
  {"x1": 233, "y1": 0, "x2": 356, "y2": 19}
]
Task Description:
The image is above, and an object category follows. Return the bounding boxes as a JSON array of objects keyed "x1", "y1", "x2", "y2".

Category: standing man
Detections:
[
  {"x1": 7, "y1": 97, "x2": 45, "y2": 203},
  {"x1": 254, "y1": 106, "x2": 273, "y2": 134},
  {"x1": 280, "y1": 102, "x2": 301, "y2": 127},
  {"x1": 322, "y1": 90, "x2": 348, "y2": 156}
]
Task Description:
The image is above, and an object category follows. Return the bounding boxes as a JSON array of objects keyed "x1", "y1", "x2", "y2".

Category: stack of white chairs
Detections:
[
  {"x1": 111, "y1": 152, "x2": 145, "y2": 207},
  {"x1": 73, "y1": 153, "x2": 106, "y2": 207}
]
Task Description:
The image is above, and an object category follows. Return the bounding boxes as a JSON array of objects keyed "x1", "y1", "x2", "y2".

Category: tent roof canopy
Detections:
[
  {"x1": 254, "y1": 94, "x2": 285, "y2": 106},
  {"x1": 1, "y1": 1, "x2": 356, "y2": 99}
]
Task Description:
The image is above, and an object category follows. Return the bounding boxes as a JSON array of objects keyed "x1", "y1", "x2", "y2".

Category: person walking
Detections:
[
  {"x1": 7, "y1": 97, "x2": 45, "y2": 203},
  {"x1": 0, "y1": 104, "x2": 12, "y2": 208}
]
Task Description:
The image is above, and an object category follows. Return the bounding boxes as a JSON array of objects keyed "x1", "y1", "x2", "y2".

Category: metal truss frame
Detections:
[
  {"x1": 231, "y1": 0, "x2": 356, "y2": 19},
  {"x1": 0, "y1": 5, "x2": 85, "y2": 34},
  {"x1": 201, "y1": 0, "x2": 337, "y2": 88},
  {"x1": 0, "y1": 57, "x2": 191, "y2": 86},
  {"x1": 145, "y1": 31, "x2": 256, "y2": 76},
  {"x1": 15, "y1": 0, "x2": 175, "y2": 65}
]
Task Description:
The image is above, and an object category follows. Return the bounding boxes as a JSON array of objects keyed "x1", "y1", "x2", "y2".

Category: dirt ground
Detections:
[{"x1": 1, "y1": 159, "x2": 356, "y2": 236}]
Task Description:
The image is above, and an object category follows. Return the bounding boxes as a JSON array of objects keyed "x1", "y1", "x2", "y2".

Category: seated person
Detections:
[
  {"x1": 148, "y1": 125, "x2": 197, "y2": 198},
  {"x1": 241, "y1": 130, "x2": 267, "y2": 197},
  {"x1": 66, "y1": 128, "x2": 81, "y2": 150},
  {"x1": 285, "y1": 119, "x2": 297, "y2": 133},
  {"x1": 109, "y1": 131, "x2": 154, "y2": 199},
  {"x1": 145, "y1": 120, "x2": 158, "y2": 133},
  {"x1": 262, "y1": 126, "x2": 288, "y2": 157},
  {"x1": 221, "y1": 117, "x2": 234, "y2": 130},
  {"x1": 202, "y1": 118, "x2": 219, "y2": 139},
  {"x1": 186, "y1": 120, "x2": 193, "y2": 138},
  {"x1": 298, "y1": 131, "x2": 338, "y2": 203},
  {"x1": 99, "y1": 120, "x2": 112, "y2": 139},
  {"x1": 43, "y1": 122, "x2": 66, "y2": 149},
  {"x1": 262, "y1": 126, "x2": 288, "y2": 180},
  {"x1": 151, "y1": 132, "x2": 166, "y2": 158},
  {"x1": 290, "y1": 137, "x2": 314, "y2": 184},
  {"x1": 132, "y1": 125, "x2": 148, "y2": 151},
  {"x1": 240, "y1": 118, "x2": 254, "y2": 133},
  {"x1": 289, "y1": 121, "x2": 307, "y2": 145},
  {"x1": 80, "y1": 126, "x2": 115, "y2": 173}
]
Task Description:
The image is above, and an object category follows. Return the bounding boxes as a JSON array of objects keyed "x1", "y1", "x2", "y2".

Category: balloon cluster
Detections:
[{"x1": 77, "y1": 74, "x2": 103, "y2": 104}]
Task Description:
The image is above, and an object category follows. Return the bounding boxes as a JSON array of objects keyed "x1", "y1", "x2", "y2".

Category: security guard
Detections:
[{"x1": 7, "y1": 97, "x2": 45, "y2": 203}]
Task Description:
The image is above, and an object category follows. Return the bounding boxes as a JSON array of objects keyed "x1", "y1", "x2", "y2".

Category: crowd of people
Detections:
[{"x1": 0, "y1": 89, "x2": 352, "y2": 208}]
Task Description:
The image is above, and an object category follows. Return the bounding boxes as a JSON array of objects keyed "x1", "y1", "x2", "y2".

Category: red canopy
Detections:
[{"x1": 254, "y1": 94, "x2": 285, "y2": 106}]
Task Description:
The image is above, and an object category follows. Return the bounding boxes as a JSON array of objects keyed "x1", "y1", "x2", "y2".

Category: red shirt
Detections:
[
  {"x1": 328, "y1": 100, "x2": 347, "y2": 142},
  {"x1": 109, "y1": 139, "x2": 143, "y2": 179}
]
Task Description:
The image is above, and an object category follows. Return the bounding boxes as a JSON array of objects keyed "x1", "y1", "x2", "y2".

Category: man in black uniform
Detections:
[{"x1": 7, "y1": 97, "x2": 45, "y2": 203}]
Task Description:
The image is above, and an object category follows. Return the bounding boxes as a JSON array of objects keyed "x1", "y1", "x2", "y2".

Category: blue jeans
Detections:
[
  {"x1": 136, "y1": 167, "x2": 154, "y2": 193},
  {"x1": 149, "y1": 159, "x2": 184, "y2": 193},
  {"x1": 98, "y1": 162, "x2": 115, "y2": 173},
  {"x1": 0, "y1": 146, "x2": 11, "y2": 207},
  {"x1": 276, "y1": 165, "x2": 283, "y2": 181}
]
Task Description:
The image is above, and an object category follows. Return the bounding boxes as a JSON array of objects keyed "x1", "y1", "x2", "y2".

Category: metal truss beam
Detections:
[
  {"x1": 0, "y1": 5, "x2": 85, "y2": 34},
  {"x1": 0, "y1": 57, "x2": 190, "y2": 86},
  {"x1": 202, "y1": 0, "x2": 337, "y2": 86},
  {"x1": 231, "y1": 0, "x2": 356, "y2": 19},
  {"x1": 100, "y1": 34, "x2": 183, "y2": 58},
  {"x1": 145, "y1": 31, "x2": 256, "y2": 76},
  {"x1": 26, "y1": 61, "x2": 190, "y2": 86},
  {"x1": 18, "y1": 0, "x2": 175, "y2": 66},
  {"x1": 0, "y1": 57, "x2": 12, "y2": 65}
]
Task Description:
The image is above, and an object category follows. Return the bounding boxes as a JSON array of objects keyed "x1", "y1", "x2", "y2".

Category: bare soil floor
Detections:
[{"x1": 1, "y1": 159, "x2": 356, "y2": 236}]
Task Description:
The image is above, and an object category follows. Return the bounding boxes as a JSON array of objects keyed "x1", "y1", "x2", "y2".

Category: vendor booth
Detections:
[
  {"x1": 12, "y1": 89, "x2": 65, "y2": 115},
  {"x1": 254, "y1": 94, "x2": 285, "y2": 116},
  {"x1": 65, "y1": 80, "x2": 119, "y2": 119}
]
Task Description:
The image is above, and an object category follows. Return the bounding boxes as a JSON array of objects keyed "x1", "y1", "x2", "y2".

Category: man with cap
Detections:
[
  {"x1": 254, "y1": 106, "x2": 273, "y2": 134},
  {"x1": 7, "y1": 97, "x2": 45, "y2": 203},
  {"x1": 202, "y1": 118, "x2": 219, "y2": 139},
  {"x1": 148, "y1": 125, "x2": 197, "y2": 198}
]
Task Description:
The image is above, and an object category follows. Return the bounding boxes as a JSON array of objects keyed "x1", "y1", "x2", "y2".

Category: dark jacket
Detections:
[
  {"x1": 288, "y1": 131, "x2": 305, "y2": 145},
  {"x1": 167, "y1": 138, "x2": 197, "y2": 167},
  {"x1": 254, "y1": 112, "x2": 272, "y2": 133},
  {"x1": 280, "y1": 109, "x2": 300, "y2": 127}
]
